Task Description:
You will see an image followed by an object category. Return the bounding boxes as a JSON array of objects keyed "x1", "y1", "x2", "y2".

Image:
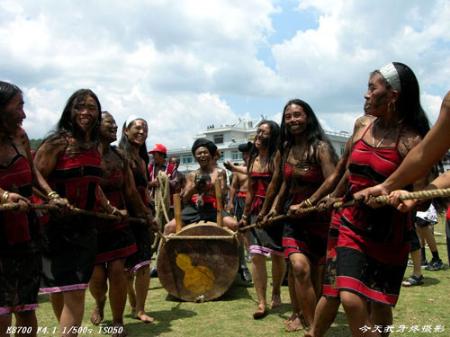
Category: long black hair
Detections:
[
  {"x1": 375, "y1": 62, "x2": 430, "y2": 137},
  {"x1": 118, "y1": 118, "x2": 150, "y2": 168},
  {"x1": 0, "y1": 81, "x2": 22, "y2": 136},
  {"x1": 48, "y1": 89, "x2": 102, "y2": 142},
  {"x1": 280, "y1": 98, "x2": 337, "y2": 162},
  {"x1": 0, "y1": 81, "x2": 21, "y2": 110},
  {"x1": 248, "y1": 119, "x2": 280, "y2": 173}
]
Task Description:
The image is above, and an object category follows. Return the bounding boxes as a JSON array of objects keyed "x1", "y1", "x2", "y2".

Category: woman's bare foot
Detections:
[
  {"x1": 284, "y1": 312, "x2": 298, "y2": 325},
  {"x1": 270, "y1": 294, "x2": 282, "y2": 309},
  {"x1": 284, "y1": 313, "x2": 304, "y2": 332},
  {"x1": 90, "y1": 299, "x2": 105, "y2": 325},
  {"x1": 253, "y1": 303, "x2": 267, "y2": 319},
  {"x1": 285, "y1": 314, "x2": 303, "y2": 332},
  {"x1": 135, "y1": 310, "x2": 154, "y2": 323}
]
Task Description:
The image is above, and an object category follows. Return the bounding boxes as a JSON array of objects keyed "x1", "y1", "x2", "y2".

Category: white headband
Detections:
[
  {"x1": 125, "y1": 115, "x2": 146, "y2": 128},
  {"x1": 378, "y1": 63, "x2": 401, "y2": 92}
]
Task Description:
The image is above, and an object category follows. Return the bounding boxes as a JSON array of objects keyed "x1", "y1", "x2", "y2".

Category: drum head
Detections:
[{"x1": 157, "y1": 222, "x2": 239, "y2": 302}]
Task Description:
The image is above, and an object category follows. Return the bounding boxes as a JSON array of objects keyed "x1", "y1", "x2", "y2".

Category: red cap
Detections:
[{"x1": 149, "y1": 143, "x2": 167, "y2": 154}]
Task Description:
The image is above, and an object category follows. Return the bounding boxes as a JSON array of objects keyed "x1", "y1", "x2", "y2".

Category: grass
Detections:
[{"x1": 34, "y1": 218, "x2": 450, "y2": 337}]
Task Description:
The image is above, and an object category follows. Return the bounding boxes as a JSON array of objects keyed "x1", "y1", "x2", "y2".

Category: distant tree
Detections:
[{"x1": 29, "y1": 138, "x2": 43, "y2": 150}]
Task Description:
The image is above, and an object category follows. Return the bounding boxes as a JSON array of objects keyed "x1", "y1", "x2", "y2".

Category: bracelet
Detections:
[
  {"x1": 105, "y1": 200, "x2": 114, "y2": 214},
  {"x1": 110, "y1": 206, "x2": 119, "y2": 215},
  {"x1": 241, "y1": 214, "x2": 248, "y2": 221},
  {"x1": 1, "y1": 191, "x2": 10, "y2": 204},
  {"x1": 304, "y1": 198, "x2": 313, "y2": 207},
  {"x1": 47, "y1": 191, "x2": 61, "y2": 200}
]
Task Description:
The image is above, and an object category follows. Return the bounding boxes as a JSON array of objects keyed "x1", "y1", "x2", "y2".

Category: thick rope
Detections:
[
  {"x1": 0, "y1": 202, "x2": 146, "y2": 224},
  {"x1": 239, "y1": 187, "x2": 450, "y2": 231},
  {"x1": 154, "y1": 171, "x2": 171, "y2": 226},
  {"x1": 165, "y1": 235, "x2": 237, "y2": 241}
]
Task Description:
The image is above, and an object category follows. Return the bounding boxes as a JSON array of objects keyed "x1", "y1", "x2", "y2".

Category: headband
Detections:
[
  {"x1": 125, "y1": 115, "x2": 146, "y2": 128},
  {"x1": 378, "y1": 63, "x2": 401, "y2": 92}
]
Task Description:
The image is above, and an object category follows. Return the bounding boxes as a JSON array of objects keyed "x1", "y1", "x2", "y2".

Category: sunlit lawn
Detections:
[{"x1": 34, "y1": 218, "x2": 450, "y2": 337}]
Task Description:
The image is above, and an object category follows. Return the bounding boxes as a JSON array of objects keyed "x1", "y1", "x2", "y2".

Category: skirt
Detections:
[
  {"x1": 335, "y1": 217, "x2": 410, "y2": 306},
  {"x1": 125, "y1": 223, "x2": 154, "y2": 273},
  {"x1": 40, "y1": 215, "x2": 97, "y2": 294},
  {"x1": 95, "y1": 225, "x2": 137, "y2": 264},
  {"x1": 0, "y1": 252, "x2": 41, "y2": 314}
]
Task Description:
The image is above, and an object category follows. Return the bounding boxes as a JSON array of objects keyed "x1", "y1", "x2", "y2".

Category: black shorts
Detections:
[
  {"x1": 409, "y1": 228, "x2": 421, "y2": 252},
  {"x1": 415, "y1": 217, "x2": 435, "y2": 228},
  {"x1": 181, "y1": 204, "x2": 230, "y2": 226}
]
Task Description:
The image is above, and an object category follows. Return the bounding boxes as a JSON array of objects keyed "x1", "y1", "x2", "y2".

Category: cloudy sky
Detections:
[{"x1": 1, "y1": 0, "x2": 450, "y2": 149}]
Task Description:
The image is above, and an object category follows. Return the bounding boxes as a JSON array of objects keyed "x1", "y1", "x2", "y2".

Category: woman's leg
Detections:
[
  {"x1": 126, "y1": 272, "x2": 136, "y2": 315},
  {"x1": 0, "y1": 314, "x2": 12, "y2": 337},
  {"x1": 50, "y1": 293, "x2": 64, "y2": 321},
  {"x1": 370, "y1": 302, "x2": 392, "y2": 337},
  {"x1": 134, "y1": 266, "x2": 153, "y2": 323},
  {"x1": 14, "y1": 311, "x2": 37, "y2": 337},
  {"x1": 311, "y1": 265, "x2": 324, "y2": 299},
  {"x1": 270, "y1": 254, "x2": 285, "y2": 308},
  {"x1": 89, "y1": 264, "x2": 107, "y2": 325},
  {"x1": 107, "y1": 259, "x2": 128, "y2": 331},
  {"x1": 289, "y1": 253, "x2": 316, "y2": 327},
  {"x1": 251, "y1": 253, "x2": 268, "y2": 318},
  {"x1": 306, "y1": 296, "x2": 340, "y2": 337},
  {"x1": 340, "y1": 290, "x2": 379, "y2": 337},
  {"x1": 60, "y1": 290, "x2": 86, "y2": 337},
  {"x1": 285, "y1": 267, "x2": 303, "y2": 332}
]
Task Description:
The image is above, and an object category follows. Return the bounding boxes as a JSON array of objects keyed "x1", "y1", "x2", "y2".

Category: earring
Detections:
[{"x1": 388, "y1": 101, "x2": 397, "y2": 114}]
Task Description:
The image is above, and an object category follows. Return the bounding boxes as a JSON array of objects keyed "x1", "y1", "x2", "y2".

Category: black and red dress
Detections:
[
  {"x1": 336, "y1": 124, "x2": 411, "y2": 306},
  {"x1": 95, "y1": 147, "x2": 137, "y2": 264},
  {"x1": 282, "y1": 159, "x2": 330, "y2": 264},
  {"x1": 322, "y1": 210, "x2": 343, "y2": 298},
  {"x1": 248, "y1": 171, "x2": 284, "y2": 257},
  {"x1": 125, "y1": 159, "x2": 154, "y2": 273},
  {"x1": 40, "y1": 141, "x2": 102, "y2": 294},
  {"x1": 0, "y1": 142, "x2": 41, "y2": 314}
]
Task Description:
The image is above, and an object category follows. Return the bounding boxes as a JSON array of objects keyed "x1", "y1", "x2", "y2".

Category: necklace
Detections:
[
  {"x1": 371, "y1": 120, "x2": 398, "y2": 148},
  {"x1": 256, "y1": 155, "x2": 269, "y2": 172}
]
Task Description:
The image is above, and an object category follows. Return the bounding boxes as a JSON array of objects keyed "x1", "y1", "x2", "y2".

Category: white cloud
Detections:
[
  {"x1": 268, "y1": 0, "x2": 450, "y2": 125},
  {"x1": 2, "y1": 0, "x2": 450, "y2": 146}
]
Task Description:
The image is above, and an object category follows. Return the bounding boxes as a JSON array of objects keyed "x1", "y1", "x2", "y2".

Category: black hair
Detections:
[
  {"x1": 374, "y1": 62, "x2": 430, "y2": 137},
  {"x1": 191, "y1": 138, "x2": 218, "y2": 156},
  {"x1": 118, "y1": 118, "x2": 150, "y2": 167},
  {"x1": 238, "y1": 141, "x2": 253, "y2": 153},
  {"x1": 248, "y1": 120, "x2": 280, "y2": 173},
  {"x1": 0, "y1": 81, "x2": 22, "y2": 136},
  {"x1": 50, "y1": 89, "x2": 102, "y2": 142},
  {"x1": 280, "y1": 99, "x2": 338, "y2": 162},
  {"x1": 0, "y1": 81, "x2": 22, "y2": 110}
]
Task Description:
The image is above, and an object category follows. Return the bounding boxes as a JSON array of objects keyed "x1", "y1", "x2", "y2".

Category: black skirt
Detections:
[{"x1": 40, "y1": 215, "x2": 97, "y2": 294}]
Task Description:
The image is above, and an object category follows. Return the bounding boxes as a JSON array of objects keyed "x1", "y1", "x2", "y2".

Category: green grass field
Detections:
[{"x1": 34, "y1": 219, "x2": 450, "y2": 337}]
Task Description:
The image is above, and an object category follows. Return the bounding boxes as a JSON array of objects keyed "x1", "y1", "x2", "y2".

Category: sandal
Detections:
[{"x1": 402, "y1": 274, "x2": 423, "y2": 287}]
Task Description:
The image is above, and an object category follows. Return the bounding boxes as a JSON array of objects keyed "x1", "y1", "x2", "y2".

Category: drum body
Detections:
[{"x1": 157, "y1": 222, "x2": 239, "y2": 302}]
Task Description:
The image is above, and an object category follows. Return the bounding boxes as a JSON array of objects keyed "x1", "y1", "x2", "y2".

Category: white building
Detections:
[{"x1": 168, "y1": 119, "x2": 350, "y2": 172}]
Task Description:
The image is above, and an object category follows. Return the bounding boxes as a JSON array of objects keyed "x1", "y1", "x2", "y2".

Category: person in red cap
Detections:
[{"x1": 148, "y1": 144, "x2": 175, "y2": 194}]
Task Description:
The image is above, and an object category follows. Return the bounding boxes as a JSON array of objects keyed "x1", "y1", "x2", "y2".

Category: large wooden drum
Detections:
[{"x1": 157, "y1": 221, "x2": 239, "y2": 302}]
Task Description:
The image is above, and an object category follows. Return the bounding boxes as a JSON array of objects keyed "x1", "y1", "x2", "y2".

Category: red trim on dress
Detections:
[{"x1": 336, "y1": 275, "x2": 398, "y2": 305}]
